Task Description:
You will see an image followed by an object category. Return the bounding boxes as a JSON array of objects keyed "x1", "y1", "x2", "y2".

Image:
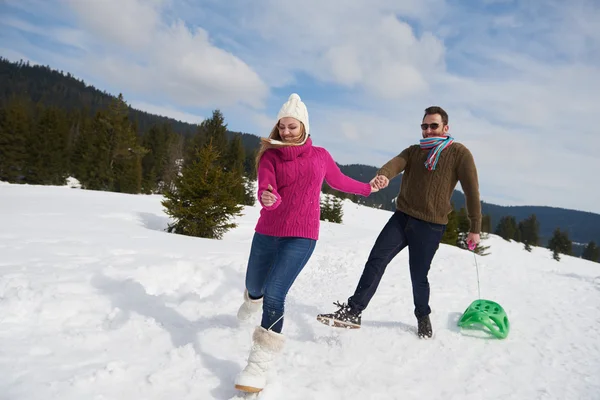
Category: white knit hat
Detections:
[{"x1": 277, "y1": 93, "x2": 310, "y2": 135}]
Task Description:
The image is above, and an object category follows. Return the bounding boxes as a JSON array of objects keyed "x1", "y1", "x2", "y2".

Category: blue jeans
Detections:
[
  {"x1": 348, "y1": 211, "x2": 446, "y2": 319},
  {"x1": 245, "y1": 232, "x2": 316, "y2": 333}
]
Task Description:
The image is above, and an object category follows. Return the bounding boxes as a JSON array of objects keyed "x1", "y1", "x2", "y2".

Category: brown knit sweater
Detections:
[{"x1": 377, "y1": 142, "x2": 482, "y2": 233}]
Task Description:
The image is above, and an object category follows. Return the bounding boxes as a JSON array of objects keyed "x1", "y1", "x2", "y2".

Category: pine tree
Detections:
[
  {"x1": 103, "y1": 94, "x2": 148, "y2": 194},
  {"x1": 495, "y1": 216, "x2": 518, "y2": 241},
  {"x1": 25, "y1": 104, "x2": 69, "y2": 185},
  {"x1": 141, "y1": 123, "x2": 175, "y2": 193},
  {"x1": 547, "y1": 227, "x2": 572, "y2": 261},
  {"x1": 514, "y1": 226, "x2": 522, "y2": 243},
  {"x1": 0, "y1": 96, "x2": 30, "y2": 182},
  {"x1": 202, "y1": 110, "x2": 228, "y2": 158},
  {"x1": 161, "y1": 140, "x2": 244, "y2": 239},
  {"x1": 183, "y1": 110, "x2": 228, "y2": 169},
  {"x1": 320, "y1": 194, "x2": 344, "y2": 223},
  {"x1": 74, "y1": 110, "x2": 112, "y2": 190},
  {"x1": 518, "y1": 214, "x2": 540, "y2": 250},
  {"x1": 226, "y1": 134, "x2": 246, "y2": 175},
  {"x1": 184, "y1": 125, "x2": 206, "y2": 167},
  {"x1": 75, "y1": 109, "x2": 110, "y2": 189},
  {"x1": 582, "y1": 241, "x2": 599, "y2": 262}
]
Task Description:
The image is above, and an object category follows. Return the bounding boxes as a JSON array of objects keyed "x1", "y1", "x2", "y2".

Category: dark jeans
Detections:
[
  {"x1": 245, "y1": 232, "x2": 316, "y2": 333},
  {"x1": 348, "y1": 211, "x2": 446, "y2": 319}
]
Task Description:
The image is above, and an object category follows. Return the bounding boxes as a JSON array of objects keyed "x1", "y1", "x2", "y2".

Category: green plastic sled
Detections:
[{"x1": 457, "y1": 299, "x2": 509, "y2": 339}]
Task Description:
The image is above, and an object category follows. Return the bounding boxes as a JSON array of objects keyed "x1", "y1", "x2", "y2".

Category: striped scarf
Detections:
[{"x1": 420, "y1": 136, "x2": 454, "y2": 171}]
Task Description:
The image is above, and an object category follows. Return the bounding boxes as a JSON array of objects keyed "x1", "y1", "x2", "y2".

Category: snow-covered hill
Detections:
[{"x1": 1, "y1": 182, "x2": 598, "y2": 400}]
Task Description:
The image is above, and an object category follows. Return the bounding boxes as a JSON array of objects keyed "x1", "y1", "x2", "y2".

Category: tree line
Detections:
[
  {"x1": 494, "y1": 215, "x2": 598, "y2": 262},
  {"x1": 0, "y1": 92, "x2": 255, "y2": 192}
]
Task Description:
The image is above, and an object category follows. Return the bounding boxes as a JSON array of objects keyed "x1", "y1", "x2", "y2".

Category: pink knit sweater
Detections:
[{"x1": 255, "y1": 137, "x2": 372, "y2": 240}]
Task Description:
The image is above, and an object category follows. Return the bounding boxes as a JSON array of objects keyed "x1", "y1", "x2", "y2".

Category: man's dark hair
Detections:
[{"x1": 423, "y1": 106, "x2": 448, "y2": 125}]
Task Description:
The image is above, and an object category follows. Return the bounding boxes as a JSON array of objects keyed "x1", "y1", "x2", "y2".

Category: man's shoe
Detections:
[
  {"x1": 417, "y1": 315, "x2": 433, "y2": 338},
  {"x1": 316, "y1": 301, "x2": 361, "y2": 329}
]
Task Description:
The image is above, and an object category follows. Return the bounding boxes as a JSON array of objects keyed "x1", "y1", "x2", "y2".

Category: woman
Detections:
[{"x1": 234, "y1": 93, "x2": 381, "y2": 393}]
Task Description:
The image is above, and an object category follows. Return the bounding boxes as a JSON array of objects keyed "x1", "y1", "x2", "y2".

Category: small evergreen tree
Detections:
[
  {"x1": 582, "y1": 241, "x2": 599, "y2": 262},
  {"x1": 320, "y1": 194, "x2": 343, "y2": 223},
  {"x1": 495, "y1": 216, "x2": 518, "y2": 241},
  {"x1": 161, "y1": 141, "x2": 243, "y2": 239},
  {"x1": 547, "y1": 227, "x2": 572, "y2": 261},
  {"x1": 518, "y1": 214, "x2": 540, "y2": 249}
]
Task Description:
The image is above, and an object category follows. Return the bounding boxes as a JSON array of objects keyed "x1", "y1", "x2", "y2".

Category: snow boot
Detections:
[
  {"x1": 234, "y1": 326, "x2": 286, "y2": 393},
  {"x1": 237, "y1": 289, "x2": 263, "y2": 322},
  {"x1": 316, "y1": 301, "x2": 361, "y2": 329},
  {"x1": 417, "y1": 315, "x2": 433, "y2": 338}
]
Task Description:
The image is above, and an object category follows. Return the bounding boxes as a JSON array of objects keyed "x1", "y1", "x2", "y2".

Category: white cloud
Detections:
[
  {"x1": 65, "y1": 0, "x2": 161, "y2": 49},
  {"x1": 219, "y1": 0, "x2": 446, "y2": 99},
  {"x1": 53, "y1": 0, "x2": 269, "y2": 109}
]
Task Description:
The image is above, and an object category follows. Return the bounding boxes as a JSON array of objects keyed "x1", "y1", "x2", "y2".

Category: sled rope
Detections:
[{"x1": 473, "y1": 250, "x2": 481, "y2": 299}]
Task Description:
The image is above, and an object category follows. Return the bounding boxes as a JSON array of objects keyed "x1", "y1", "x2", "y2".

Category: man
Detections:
[{"x1": 316, "y1": 106, "x2": 481, "y2": 339}]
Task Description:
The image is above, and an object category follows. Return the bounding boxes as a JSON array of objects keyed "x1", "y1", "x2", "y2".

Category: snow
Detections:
[{"x1": 1, "y1": 182, "x2": 599, "y2": 400}]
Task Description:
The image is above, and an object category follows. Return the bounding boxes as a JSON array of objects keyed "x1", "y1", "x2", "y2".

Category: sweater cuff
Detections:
[
  {"x1": 258, "y1": 188, "x2": 282, "y2": 210},
  {"x1": 469, "y1": 218, "x2": 482, "y2": 234},
  {"x1": 376, "y1": 168, "x2": 391, "y2": 178}
]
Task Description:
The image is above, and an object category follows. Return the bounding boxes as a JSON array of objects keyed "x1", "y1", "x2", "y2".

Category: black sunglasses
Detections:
[{"x1": 421, "y1": 123, "x2": 440, "y2": 130}]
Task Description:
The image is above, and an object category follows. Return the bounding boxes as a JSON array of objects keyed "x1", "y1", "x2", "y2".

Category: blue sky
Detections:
[{"x1": 1, "y1": 0, "x2": 599, "y2": 213}]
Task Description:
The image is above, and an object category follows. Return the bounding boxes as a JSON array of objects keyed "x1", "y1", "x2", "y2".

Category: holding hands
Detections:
[
  {"x1": 369, "y1": 175, "x2": 389, "y2": 192},
  {"x1": 261, "y1": 184, "x2": 278, "y2": 207}
]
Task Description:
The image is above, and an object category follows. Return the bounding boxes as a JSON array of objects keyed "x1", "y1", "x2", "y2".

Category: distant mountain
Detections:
[{"x1": 2, "y1": 56, "x2": 599, "y2": 249}]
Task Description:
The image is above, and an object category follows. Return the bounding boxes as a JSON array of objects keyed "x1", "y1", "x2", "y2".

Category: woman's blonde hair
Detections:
[{"x1": 254, "y1": 122, "x2": 307, "y2": 172}]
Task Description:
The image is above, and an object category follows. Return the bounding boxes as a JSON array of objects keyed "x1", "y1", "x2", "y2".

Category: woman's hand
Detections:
[{"x1": 261, "y1": 184, "x2": 278, "y2": 207}]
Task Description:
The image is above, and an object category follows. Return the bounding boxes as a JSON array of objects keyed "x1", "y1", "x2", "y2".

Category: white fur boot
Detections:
[
  {"x1": 237, "y1": 289, "x2": 263, "y2": 321},
  {"x1": 234, "y1": 326, "x2": 285, "y2": 393}
]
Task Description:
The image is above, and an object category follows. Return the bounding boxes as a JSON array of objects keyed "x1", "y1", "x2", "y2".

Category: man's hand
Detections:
[
  {"x1": 467, "y1": 232, "x2": 480, "y2": 249},
  {"x1": 261, "y1": 184, "x2": 277, "y2": 207}
]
